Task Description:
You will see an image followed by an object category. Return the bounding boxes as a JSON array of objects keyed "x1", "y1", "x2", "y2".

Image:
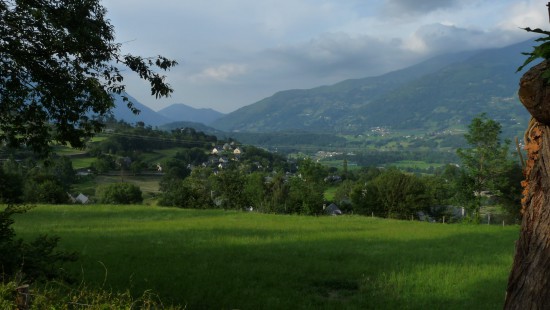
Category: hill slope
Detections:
[
  {"x1": 213, "y1": 40, "x2": 532, "y2": 135},
  {"x1": 110, "y1": 96, "x2": 225, "y2": 127},
  {"x1": 111, "y1": 93, "x2": 172, "y2": 126},
  {"x1": 157, "y1": 103, "x2": 225, "y2": 125}
]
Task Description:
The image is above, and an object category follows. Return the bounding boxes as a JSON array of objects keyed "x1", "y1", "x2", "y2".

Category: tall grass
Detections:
[{"x1": 12, "y1": 205, "x2": 518, "y2": 309}]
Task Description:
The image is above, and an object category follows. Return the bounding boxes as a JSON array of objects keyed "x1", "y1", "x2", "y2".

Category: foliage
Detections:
[
  {"x1": 90, "y1": 155, "x2": 116, "y2": 173},
  {"x1": 350, "y1": 168, "x2": 431, "y2": 218},
  {"x1": 0, "y1": 0, "x2": 177, "y2": 154},
  {"x1": 0, "y1": 205, "x2": 77, "y2": 283},
  {"x1": 456, "y1": 114, "x2": 516, "y2": 218},
  {"x1": 23, "y1": 178, "x2": 67, "y2": 204},
  {"x1": 212, "y1": 167, "x2": 250, "y2": 210},
  {"x1": 95, "y1": 183, "x2": 143, "y2": 204},
  {"x1": 159, "y1": 167, "x2": 216, "y2": 209},
  {"x1": 0, "y1": 166, "x2": 23, "y2": 204},
  {"x1": 1, "y1": 156, "x2": 75, "y2": 204},
  {"x1": 517, "y1": 27, "x2": 550, "y2": 76}
]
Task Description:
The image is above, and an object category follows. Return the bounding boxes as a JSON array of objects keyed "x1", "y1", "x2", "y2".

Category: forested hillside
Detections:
[{"x1": 213, "y1": 40, "x2": 532, "y2": 137}]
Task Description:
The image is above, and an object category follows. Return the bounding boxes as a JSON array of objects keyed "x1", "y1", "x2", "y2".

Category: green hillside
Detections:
[{"x1": 213, "y1": 40, "x2": 532, "y2": 137}]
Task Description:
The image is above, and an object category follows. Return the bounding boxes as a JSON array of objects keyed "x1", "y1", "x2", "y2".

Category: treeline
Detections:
[
  {"x1": 157, "y1": 159, "x2": 521, "y2": 221},
  {"x1": 157, "y1": 114, "x2": 523, "y2": 221},
  {"x1": 88, "y1": 119, "x2": 220, "y2": 174},
  {"x1": 89, "y1": 119, "x2": 217, "y2": 156},
  {"x1": 345, "y1": 150, "x2": 459, "y2": 167},
  {"x1": 0, "y1": 155, "x2": 75, "y2": 204}
]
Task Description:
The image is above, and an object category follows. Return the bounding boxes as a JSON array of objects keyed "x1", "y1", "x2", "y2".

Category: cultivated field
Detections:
[{"x1": 13, "y1": 205, "x2": 518, "y2": 309}]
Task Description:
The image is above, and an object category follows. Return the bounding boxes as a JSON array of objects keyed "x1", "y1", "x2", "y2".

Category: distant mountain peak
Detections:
[
  {"x1": 157, "y1": 103, "x2": 225, "y2": 125},
  {"x1": 109, "y1": 96, "x2": 225, "y2": 127}
]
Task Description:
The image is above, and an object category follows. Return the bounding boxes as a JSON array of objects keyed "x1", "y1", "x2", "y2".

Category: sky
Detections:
[{"x1": 102, "y1": 0, "x2": 548, "y2": 113}]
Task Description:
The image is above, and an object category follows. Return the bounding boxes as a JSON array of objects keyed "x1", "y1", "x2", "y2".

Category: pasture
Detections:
[{"x1": 13, "y1": 205, "x2": 518, "y2": 309}]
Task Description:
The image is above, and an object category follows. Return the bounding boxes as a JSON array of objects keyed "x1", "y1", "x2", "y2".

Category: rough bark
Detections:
[{"x1": 505, "y1": 60, "x2": 550, "y2": 309}]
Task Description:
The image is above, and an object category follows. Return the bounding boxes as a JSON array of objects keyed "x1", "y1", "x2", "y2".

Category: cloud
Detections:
[
  {"x1": 101, "y1": 0, "x2": 542, "y2": 113},
  {"x1": 192, "y1": 64, "x2": 248, "y2": 82},
  {"x1": 383, "y1": 0, "x2": 460, "y2": 16},
  {"x1": 260, "y1": 32, "x2": 410, "y2": 80}
]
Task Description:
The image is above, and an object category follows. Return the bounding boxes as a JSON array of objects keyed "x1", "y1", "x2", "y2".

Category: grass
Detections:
[
  {"x1": 71, "y1": 157, "x2": 96, "y2": 170},
  {"x1": 12, "y1": 205, "x2": 518, "y2": 309},
  {"x1": 389, "y1": 160, "x2": 445, "y2": 170},
  {"x1": 324, "y1": 186, "x2": 337, "y2": 200}
]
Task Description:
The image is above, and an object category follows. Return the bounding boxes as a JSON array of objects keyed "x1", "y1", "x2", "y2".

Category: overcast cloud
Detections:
[{"x1": 102, "y1": 0, "x2": 546, "y2": 113}]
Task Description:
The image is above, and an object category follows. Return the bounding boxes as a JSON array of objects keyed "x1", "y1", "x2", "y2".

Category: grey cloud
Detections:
[
  {"x1": 384, "y1": 0, "x2": 460, "y2": 16},
  {"x1": 414, "y1": 23, "x2": 524, "y2": 54},
  {"x1": 259, "y1": 33, "x2": 414, "y2": 81}
]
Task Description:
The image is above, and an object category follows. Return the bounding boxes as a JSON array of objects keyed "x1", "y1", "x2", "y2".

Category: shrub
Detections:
[
  {"x1": 0, "y1": 205, "x2": 78, "y2": 283},
  {"x1": 95, "y1": 183, "x2": 143, "y2": 204},
  {"x1": 23, "y1": 179, "x2": 67, "y2": 204}
]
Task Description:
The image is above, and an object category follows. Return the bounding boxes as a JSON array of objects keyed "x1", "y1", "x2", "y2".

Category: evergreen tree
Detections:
[{"x1": 456, "y1": 114, "x2": 514, "y2": 219}]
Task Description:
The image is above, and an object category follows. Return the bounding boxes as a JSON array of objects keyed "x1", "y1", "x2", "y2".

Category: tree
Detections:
[
  {"x1": 350, "y1": 168, "x2": 430, "y2": 218},
  {"x1": 456, "y1": 113, "x2": 513, "y2": 219},
  {"x1": 96, "y1": 182, "x2": 143, "y2": 204},
  {"x1": 505, "y1": 45, "x2": 550, "y2": 306},
  {"x1": 213, "y1": 167, "x2": 250, "y2": 210},
  {"x1": 0, "y1": 0, "x2": 177, "y2": 154},
  {"x1": 0, "y1": 167, "x2": 22, "y2": 203}
]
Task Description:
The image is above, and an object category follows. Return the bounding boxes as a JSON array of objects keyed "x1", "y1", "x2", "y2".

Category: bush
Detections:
[
  {"x1": 23, "y1": 179, "x2": 67, "y2": 204},
  {"x1": 95, "y1": 183, "x2": 143, "y2": 204},
  {"x1": 0, "y1": 205, "x2": 78, "y2": 283}
]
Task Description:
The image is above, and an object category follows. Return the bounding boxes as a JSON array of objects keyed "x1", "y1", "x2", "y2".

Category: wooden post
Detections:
[{"x1": 16, "y1": 285, "x2": 30, "y2": 310}]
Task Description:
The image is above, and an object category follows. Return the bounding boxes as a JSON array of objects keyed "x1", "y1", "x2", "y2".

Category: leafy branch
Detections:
[{"x1": 518, "y1": 27, "x2": 550, "y2": 80}]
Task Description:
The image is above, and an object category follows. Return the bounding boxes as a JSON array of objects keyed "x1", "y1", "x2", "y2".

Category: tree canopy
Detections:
[
  {"x1": 456, "y1": 113, "x2": 515, "y2": 218},
  {"x1": 0, "y1": 0, "x2": 177, "y2": 154}
]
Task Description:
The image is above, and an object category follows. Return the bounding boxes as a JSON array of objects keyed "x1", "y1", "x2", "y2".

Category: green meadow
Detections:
[{"x1": 13, "y1": 205, "x2": 518, "y2": 309}]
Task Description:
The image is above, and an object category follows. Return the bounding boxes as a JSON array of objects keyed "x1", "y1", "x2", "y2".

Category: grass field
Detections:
[
  {"x1": 13, "y1": 205, "x2": 518, "y2": 309},
  {"x1": 389, "y1": 160, "x2": 445, "y2": 170}
]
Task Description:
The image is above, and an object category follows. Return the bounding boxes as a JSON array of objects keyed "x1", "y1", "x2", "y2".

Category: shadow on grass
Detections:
[{"x1": 63, "y1": 222, "x2": 516, "y2": 310}]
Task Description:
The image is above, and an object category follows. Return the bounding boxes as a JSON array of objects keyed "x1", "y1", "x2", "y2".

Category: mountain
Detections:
[
  {"x1": 111, "y1": 93, "x2": 172, "y2": 126},
  {"x1": 157, "y1": 104, "x2": 225, "y2": 125},
  {"x1": 213, "y1": 40, "x2": 534, "y2": 136},
  {"x1": 110, "y1": 95, "x2": 225, "y2": 127}
]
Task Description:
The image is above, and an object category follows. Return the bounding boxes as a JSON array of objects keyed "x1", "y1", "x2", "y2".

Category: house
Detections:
[
  {"x1": 68, "y1": 193, "x2": 90, "y2": 204},
  {"x1": 233, "y1": 147, "x2": 242, "y2": 155},
  {"x1": 325, "y1": 203, "x2": 342, "y2": 216}
]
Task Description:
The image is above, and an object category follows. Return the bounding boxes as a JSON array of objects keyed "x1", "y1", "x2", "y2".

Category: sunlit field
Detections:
[{"x1": 13, "y1": 205, "x2": 518, "y2": 309}]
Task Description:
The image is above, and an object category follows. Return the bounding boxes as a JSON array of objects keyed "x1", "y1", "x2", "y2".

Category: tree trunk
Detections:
[{"x1": 505, "y1": 60, "x2": 550, "y2": 308}]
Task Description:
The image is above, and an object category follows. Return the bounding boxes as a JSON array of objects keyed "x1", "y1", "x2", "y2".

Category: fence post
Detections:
[
  {"x1": 16, "y1": 284, "x2": 30, "y2": 310},
  {"x1": 443, "y1": 216, "x2": 445, "y2": 224}
]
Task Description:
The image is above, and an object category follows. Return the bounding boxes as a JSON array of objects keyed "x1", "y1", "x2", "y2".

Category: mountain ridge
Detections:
[
  {"x1": 110, "y1": 95, "x2": 225, "y2": 127},
  {"x1": 211, "y1": 40, "x2": 533, "y2": 136}
]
